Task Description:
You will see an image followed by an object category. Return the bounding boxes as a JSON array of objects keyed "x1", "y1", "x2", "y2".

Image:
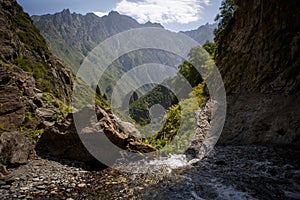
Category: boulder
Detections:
[
  {"x1": 36, "y1": 106, "x2": 156, "y2": 166},
  {"x1": 0, "y1": 132, "x2": 34, "y2": 167},
  {"x1": 114, "y1": 116, "x2": 141, "y2": 138}
]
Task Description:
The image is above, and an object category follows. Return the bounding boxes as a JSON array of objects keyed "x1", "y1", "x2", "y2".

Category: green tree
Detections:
[
  {"x1": 178, "y1": 46, "x2": 210, "y2": 87},
  {"x1": 214, "y1": 0, "x2": 237, "y2": 52},
  {"x1": 203, "y1": 40, "x2": 217, "y2": 58}
]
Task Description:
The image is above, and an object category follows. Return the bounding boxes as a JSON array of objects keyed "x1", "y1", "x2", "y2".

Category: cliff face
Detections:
[
  {"x1": 216, "y1": 0, "x2": 300, "y2": 145},
  {"x1": 217, "y1": 0, "x2": 300, "y2": 94},
  {"x1": 0, "y1": 0, "x2": 73, "y2": 133}
]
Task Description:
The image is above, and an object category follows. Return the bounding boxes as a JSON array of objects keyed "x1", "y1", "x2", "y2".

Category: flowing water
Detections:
[{"x1": 110, "y1": 145, "x2": 300, "y2": 199}]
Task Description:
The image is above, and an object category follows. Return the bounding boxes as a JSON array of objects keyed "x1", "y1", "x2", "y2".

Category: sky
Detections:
[{"x1": 17, "y1": 0, "x2": 222, "y2": 31}]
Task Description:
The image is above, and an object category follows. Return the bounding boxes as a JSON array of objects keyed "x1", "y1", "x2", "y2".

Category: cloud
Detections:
[
  {"x1": 93, "y1": 11, "x2": 109, "y2": 17},
  {"x1": 115, "y1": 0, "x2": 210, "y2": 24}
]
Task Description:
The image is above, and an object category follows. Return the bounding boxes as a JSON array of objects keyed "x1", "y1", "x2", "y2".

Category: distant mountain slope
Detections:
[
  {"x1": 32, "y1": 10, "x2": 164, "y2": 73},
  {"x1": 181, "y1": 23, "x2": 217, "y2": 45},
  {"x1": 32, "y1": 10, "x2": 215, "y2": 73},
  {"x1": 32, "y1": 10, "x2": 215, "y2": 100}
]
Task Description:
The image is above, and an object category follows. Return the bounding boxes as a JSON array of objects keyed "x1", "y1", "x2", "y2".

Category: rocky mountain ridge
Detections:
[
  {"x1": 181, "y1": 23, "x2": 217, "y2": 45},
  {"x1": 32, "y1": 10, "x2": 215, "y2": 73},
  {"x1": 31, "y1": 9, "x2": 165, "y2": 72}
]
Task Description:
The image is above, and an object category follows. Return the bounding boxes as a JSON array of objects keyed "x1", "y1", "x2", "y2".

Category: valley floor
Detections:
[{"x1": 0, "y1": 146, "x2": 299, "y2": 200}]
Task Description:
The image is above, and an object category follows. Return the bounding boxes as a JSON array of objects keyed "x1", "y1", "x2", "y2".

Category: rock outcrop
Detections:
[
  {"x1": 0, "y1": 0, "x2": 73, "y2": 133},
  {"x1": 221, "y1": 94, "x2": 300, "y2": 145},
  {"x1": 0, "y1": 0, "x2": 73, "y2": 166},
  {"x1": 36, "y1": 106, "x2": 156, "y2": 166},
  {"x1": 0, "y1": 132, "x2": 34, "y2": 167},
  {"x1": 0, "y1": 0, "x2": 73, "y2": 100},
  {"x1": 0, "y1": 0, "x2": 158, "y2": 168},
  {"x1": 185, "y1": 100, "x2": 218, "y2": 160},
  {"x1": 216, "y1": 0, "x2": 300, "y2": 145}
]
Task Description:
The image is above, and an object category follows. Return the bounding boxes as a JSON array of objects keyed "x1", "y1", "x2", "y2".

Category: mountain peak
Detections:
[
  {"x1": 144, "y1": 21, "x2": 164, "y2": 28},
  {"x1": 108, "y1": 11, "x2": 120, "y2": 16},
  {"x1": 62, "y1": 8, "x2": 71, "y2": 15}
]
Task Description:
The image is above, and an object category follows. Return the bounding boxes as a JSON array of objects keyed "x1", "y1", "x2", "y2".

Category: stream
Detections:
[
  {"x1": 80, "y1": 145, "x2": 300, "y2": 199},
  {"x1": 1, "y1": 145, "x2": 299, "y2": 199}
]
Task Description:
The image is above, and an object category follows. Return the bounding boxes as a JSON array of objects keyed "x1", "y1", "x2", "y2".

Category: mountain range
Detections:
[
  {"x1": 32, "y1": 10, "x2": 215, "y2": 72},
  {"x1": 32, "y1": 10, "x2": 216, "y2": 99}
]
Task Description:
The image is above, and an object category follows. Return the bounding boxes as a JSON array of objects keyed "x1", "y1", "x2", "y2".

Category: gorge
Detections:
[{"x1": 0, "y1": 0, "x2": 299, "y2": 199}]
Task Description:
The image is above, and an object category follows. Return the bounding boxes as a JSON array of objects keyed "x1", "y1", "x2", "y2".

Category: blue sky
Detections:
[{"x1": 17, "y1": 0, "x2": 222, "y2": 31}]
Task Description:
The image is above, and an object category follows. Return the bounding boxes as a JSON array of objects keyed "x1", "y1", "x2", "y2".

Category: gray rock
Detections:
[
  {"x1": 114, "y1": 116, "x2": 141, "y2": 138},
  {"x1": 219, "y1": 94, "x2": 300, "y2": 145},
  {"x1": 215, "y1": 0, "x2": 300, "y2": 145},
  {"x1": 36, "y1": 185, "x2": 46, "y2": 190}
]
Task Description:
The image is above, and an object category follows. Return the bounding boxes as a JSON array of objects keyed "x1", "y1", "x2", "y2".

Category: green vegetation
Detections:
[
  {"x1": 12, "y1": 4, "x2": 49, "y2": 53},
  {"x1": 14, "y1": 56, "x2": 54, "y2": 93},
  {"x1": 28, "y1": 129, "x2": 44, "y2": 144},
  {"x1": 203, "y1": 41, "x2": 217, "y2": 58},
  {"x1": 41, "y1": 93, "x2": 73, "y2": 120},
  {"x1": 128, "y1": 46, "x2": 212, "y2": 150},
  {"x1": 129, "y1": 46, "x2": 209, "y2": 125},
  {"x1": 144, "y1": 82, "x2": 207, "y2": 150},
  {"x1": 24, "y1": 106, "x2": 37, "y2": 124},
  {"x1": 129, "y1": 85, "x2": 177, "y2": 125},
  {"x1": 214, "y1": 0, "x2": 237, "y2": 56},
  {"x1": 72, "y1": 78, "x2": 111, "y2": 111},
  {"x1": 0, "y1": 123, "x2": 5, "y2": 134}
]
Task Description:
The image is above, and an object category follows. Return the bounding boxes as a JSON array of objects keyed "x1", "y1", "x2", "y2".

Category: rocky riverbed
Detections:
[{"x1": 0, "y1": 145, "x2": 299, "y2": 199}]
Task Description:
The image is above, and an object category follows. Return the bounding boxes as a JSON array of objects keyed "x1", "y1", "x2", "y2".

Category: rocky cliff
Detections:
[
  {"x1": 0, "y1": 0, "x2": 75, "y2": 167},
  {"x1": 216, "y1": 0, "x2": 300, "y2": 145},
  {"x1": 0, "y1": 0, "x2": 73, "y2": 133}
]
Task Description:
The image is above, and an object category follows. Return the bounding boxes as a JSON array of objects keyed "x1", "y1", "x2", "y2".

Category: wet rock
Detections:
[
  {"x1": 215, "y1": 160, "x2": 227, "y2": 166},
  {"x1": 77, "y1": 183, "x2": 86, "y2": 188},
  {"x1": 36, "y1": 185, "x2": 46, "y2": 190}
]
